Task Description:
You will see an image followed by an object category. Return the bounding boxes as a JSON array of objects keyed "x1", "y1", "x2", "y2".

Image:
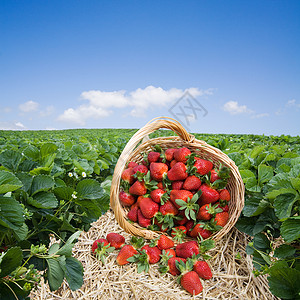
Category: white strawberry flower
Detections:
[{"x1": 82, "y1": 172, "x2": 87, "y2": 178}]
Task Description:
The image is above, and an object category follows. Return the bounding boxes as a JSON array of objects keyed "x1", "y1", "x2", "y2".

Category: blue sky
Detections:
[{"x1": 0, "y1": 0, "x2": 299, "y2": 135}]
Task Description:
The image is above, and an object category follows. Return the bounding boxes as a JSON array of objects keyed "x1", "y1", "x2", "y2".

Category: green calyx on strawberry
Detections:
[
  {"x1": 171, "y1": 226, "x2": 187, "y2": 243},
  {"x1": 187, "y1": 253, "x2": 212, "y2": 280},
  {"x1": 207, "y1": 165, "x2": 230, "y2": 189},
  {"x1": 196, "y1": 203, "x2": 223, "y2": 221},
  {"x1": 154, "y1": 212, "x2": 178, "y2": 231},
  {"x1": 158, "y1": 249, "x2": 175, "y2": 274},
  {"x1": 130, "y1": 236, "x2": 145, "y2": 249},
  {"x1": 175, "y1": 191, "x2": 201, "y2": 221},
  {"x1": 91, "y1": 239, "x2": 115, "y2": 264}
]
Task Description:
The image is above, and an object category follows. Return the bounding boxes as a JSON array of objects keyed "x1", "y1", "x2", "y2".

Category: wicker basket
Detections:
[{"x1": 110, "y1": 117, "x2": 244, "y2": 241}]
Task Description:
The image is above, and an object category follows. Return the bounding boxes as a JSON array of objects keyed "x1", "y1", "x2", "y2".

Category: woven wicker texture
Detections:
[{"x1": 110, "y1": 117, "x2": 245, "y2": 241}]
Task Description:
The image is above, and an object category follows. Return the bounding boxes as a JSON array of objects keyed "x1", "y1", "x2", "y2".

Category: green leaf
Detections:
[
  {"x1": 16, "y1": 172, "x2": 33, "y2": 193},
  {"x1": 76, "y1": 179, "x2": 103, "y2": 199},
  {"x1": 23, "y1": 145, "x2": 40, "y2": 161},
  {"x1": 0, "y1": 170, "x2": 23, "y2": 194},
  {"x1": 253, "y1": 233, "x2": 271, "y2": 253},
  {"x1": 63, "y1": 257, "x2": 84, "y2": 291},
  {"x1": 274, "y1": 244, "x2": 296, "y2": 259},
  {"x1": 266, "y1": 187, "x2": 297, "y2": 200},
  {"x1": 56, "y1": 231, "x2": 82, "y2": 257},
  {"x1": 53, "y1": 186, "x2": 74, "y2": 201},
  {"x1": 30, "y1": 174, "x2": 55, "y2": 196},
  {"x1": 243, "y1": 195, "x2": 269, "y2": 217},
  {"x1": 258, "y1": 164, "x2": 274, "y2": 185},
  {"x1": 235, "y1": 217, "x2": 256, "y2": 236},
  {"x1": 274, "y1": 193, "x2": 298, "y2": 220},
  {"x1": 0, "y1": 150, "x2": 22, "y2": 172},
  {"x1": 28, "y1": 192, "x2": 58, "y2": 209},
  {"x1": 291, "y1": 178, "x2": 300, "y2": 191},
  {"x1": 48, "y1": 243, "x2": 60, "y2": 255},
  {"x1": 40, "y1": 143, "x2": 58, "y2": 158},
  {"x1": 0, "y1": 196, "x2": 24, "y2": 230},
  {"x1": 268, "y1": 264, "x2": 300, "y2": 299},
  {"x1": 13, "y1": 223, "x2": 28, "y2": 241},
  {"x1": 46, "y1": 257, "x2": 65, "y2": 291},
  {"x1": 281, "y1": 217, "x2": 300, "y2": 243},
  {"x1": 0, "y1": 247, "x2": 23, "y2": 277}
]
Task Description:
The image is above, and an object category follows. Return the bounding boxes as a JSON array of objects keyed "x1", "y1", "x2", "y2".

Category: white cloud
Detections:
[
  {"x1": 19, "y1": 100, "x2": 39, "y2": 112},
  {"x1": 223, "y1": 101, "x2": 253, "y2": 115},
  {"x1": 276, "y1": 99, "x2": 299, "y2": 115},
  {"x1": 0, "y1": 121, "x2": 26, "y2": 130},
  {"x1": 251, "y1": 113, "x2": 269, "y2": 119},
  {"x1": 286, "y1": 99, "x2": 300, "y2": 108},
  {"x1": 57, "y1": 86, "x2": 209, "y2": 125},
  {"x1": 39, "y1": 106, "x2": 55, "y2": 117}
]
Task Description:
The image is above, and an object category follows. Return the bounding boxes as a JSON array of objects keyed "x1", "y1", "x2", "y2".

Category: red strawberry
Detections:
[
  {"x1": 174, "y1": 147, "x2": 191, "y2": 163},
  {"x1": 154, "y1": 218, "x2": 168, "y2": 232},
  {"x1": 150, "y1": 162, "x2": 168, "y2": 181},
  {"x1": 167, "y1": 162, "x2": 188, "y2": 181},
  {"x1": 165, "y1": 248, "x2": 176, "y2": 257},
  {"x1": 168, "y1": 257, "x2": 187, "y2": 276},
  {"x1": 180, "y1": 271, "x2": 203, "y2": 295},
  {"x1": 91, "y1": 239, "x2": 115, "y2": 263},
  {"x1": 170, "y1": 159, "x2": 177, "y2": 168},
  {"x1": 219, "y1": 189, "x2": 231, "y2": 201},
  {"x1": 159, "y1": 200, "x2": 178, "y2": 216},
  {"x1": 215, "y1": 202, "x2": 229, "y2": 212},
  {"x1": 196, "y1": 203, "x2": 216, "y2": 221},
  {"x1": 116, "y1": 245, "x2": 138, "y2": 265},
  {"x1": 198, "y1": 183, "x2": 219, "y2": 205},
  {"x1": 128, "y1": 161, "x2": 138, "y2": 168},
  {"x1": 183, "y1": 175, "x2": 202, "y2": 191},
  {"x1": 150, "y1": 188, "x2": 166, "y2": 203},
  {"x1": 132, "y1": 165, "x2": 148, "y2": 176},
  {"x1": 193, "y1": 260, "x2": 212, "y2": 280},
  {"x1": 157, "y1": 181, "x2": 164, "y2": 189},
  {"x1": 190, "y1": 224, "x2": 212, "y2": 239},
  {"x1": 185, "y1": 220, "x2": 195, "y2": 236},
  {"x1": 139, "y1": 197, "x2": 159, "y2": 219},
  {"x1": 171, "y1": 226, "x2": 187, "y2": 243},
  {"x1": 172, "y1": 180, "x2": 184, "y2": 190},
  {"x1": 175, "y1": 211, "x2": 189, "y2": 225},
  {"x1": 165, "y1": 148, "x2": 176, "y2": 161},
  {"x1": 141, "y1": 245, "x2": 162, "y2": 264},
  {"x1": 119, "y1": 191, "x2": 136, "y2": 206},
  {"x1": 127, "y1": 203, "x2": 139, "y2": 222},
  {"x1": 91, "y1": 238, "x2": 108, "y2": 254},
  {"x1": 148, "y1": 151, "x2": 161, "y2": 163},
  {"x1": 194, "y1": 158, "x2": 213, "y2": 175},
  {"x1": 137, "y1": 209, "x2": 152, "y2": 228},
  {"x1": 129, "y1": 180, "x2": 147, "y2": 196},
  {"x1": 214, "y1": 212, "x2": 229, "y2": 227},
  {"x1": 170, "y1": 189, "x2": 193, "y2": 209},
  {"x1": 121, "y1": 168, "x2": 135, "y2": 185},
  {"x1": 176, "y1": 241, "x2": 199, "y2": 259},
  {"x1": 210, "y1": 169, "x2": 220, "y2": 183},
  {"x1": 157, "y1": 235, "x2": 174, "y2": 250},
  {"x1": 106, "y1": 233, "x2": 125, "y2": 249}
]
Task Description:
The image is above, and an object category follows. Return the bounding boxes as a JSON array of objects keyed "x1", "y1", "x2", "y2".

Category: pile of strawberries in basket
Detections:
[
  {"x1": 92, "y1": 232, "x2": 215, "y2": 295},
  {"x1": 120, "y1": 146, "x2": 232, "y2": 240}
]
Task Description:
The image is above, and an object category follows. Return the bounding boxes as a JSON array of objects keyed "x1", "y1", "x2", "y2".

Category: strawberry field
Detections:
[{"x1": 0, "y1": 128, "x2": 300, "y2": 299}]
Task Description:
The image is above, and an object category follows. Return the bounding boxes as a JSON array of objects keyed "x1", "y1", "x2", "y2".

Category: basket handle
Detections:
[{"x1": 110, "y1": 116, "x2": 194, "y2": 239}]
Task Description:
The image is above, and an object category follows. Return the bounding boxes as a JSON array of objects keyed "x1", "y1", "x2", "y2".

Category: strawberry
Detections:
[
  {"x1": 193, "y1": 260, "x2": 212, "y2": 280},
  {"x1": 190, "y1": 224, "x2": 212, "y2": 239},
  {"x1": 183, "y1": 175, "x2": 202, "y2": 191},
  {"x1": 121, "y1": 168, "x2": 135, "y2": 184},
  {"x1": 127, "y1": 203, "x2": 139, "y2": 222},
  {"x1": 185, "y1": 220, "x2": 195, "y2": 236},
  {"x1": 129, "y1": 180, "x2": 147, "y2": 196},
  {"x1": 150, "y1": 188, "x2": 166, "y2": 203},
  {"x1": 165, "y1": 248, "x2": 176, "y2": 257},
  {"x1": 148, "y1": 151, "x2": 161, "y2": 163},
  {"x1": 119, "y1": 190, "x2": 136, "y2": 206},
  {"x1": 106, "y1": 233, "x2": 125, "y2": 249},
  {"x1": 172, "y1": 180, "x2": 184, "y2": 190},
  {"x1": 194, "y1": 158, "x2": 213, "y2": 175},
  {"x1": 198, "y1": 183, "x2": 219, "y2": 205},
  {"x1": 215, "y1": 202, "x2": 229, "y2": 212},
  {"x1": 137, "y1": 209, "x2": 152, "y2": 228},
  {"x1": 171, "y1": 226, "x2": 187, "y2": 243},
  {"x1": 180, "y1": 270, "x2": 203, "y2": 295},
  {"x1": 116, "y1": 244, "x2": 138, "y2": 265},
  {"x1": 174, "y1": 147, "x2": 191, "y2": 163},
  {"x1": 210, "y1": 169, "x2": 220, "y2": 183},
  {"x1": 176, "y1": 241, "x2": 199, "y2": 259},
  {"x1": 175, "y1": 211, "x2": 189, "y2": 225},
  {"x1": 167, "y1": 162, "x2": 188, "y2": 181},
  {"x1": 157, "y1": 181, "x2": 164, "y2": 189},
  {"x1": 159, "y1": 200, "x2": 178, "y2": 216},
  {"x1": 196, "y1": 203, "x2": 222, "y2": 221},
  {"x1": 132, "y1": 164, "x2": 148, "y2": 176},
  {"x1": 139, "y1": 197, "x2": 159, "y2": 219},
  {"x1": 141, "y1": 245, "x2": 162, "y2": 264},
  {"x1": 170, "y1": 189, "x2": 193, "y2": 209},
  {"x1": 168, "y1": 257, "x2": 187, "y2": 275},
  {"x1": 170, "y1": 159, "x2": 177, "y2": 168},
  {"x1": 214, "y1": 211, "x2": 229, "y2": 227},
  {"x1": 150, "y1": 162, "x2": 168, "y2": 181},
  {"x1": 165, "y1": 148, "x2": 176, "y2": 161},
  {"x1": 128, "y1": 161, "x2": 138, "y2": 168},
  {"x1": 157, "y1": 235, "x2": 174, "y2": 250},
  {"x1": 91, "y1": 239, "x2": 115, "y2": 264},
  {"x1": 219, "y1": 189, "x2": 231, "y2": 201}
]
